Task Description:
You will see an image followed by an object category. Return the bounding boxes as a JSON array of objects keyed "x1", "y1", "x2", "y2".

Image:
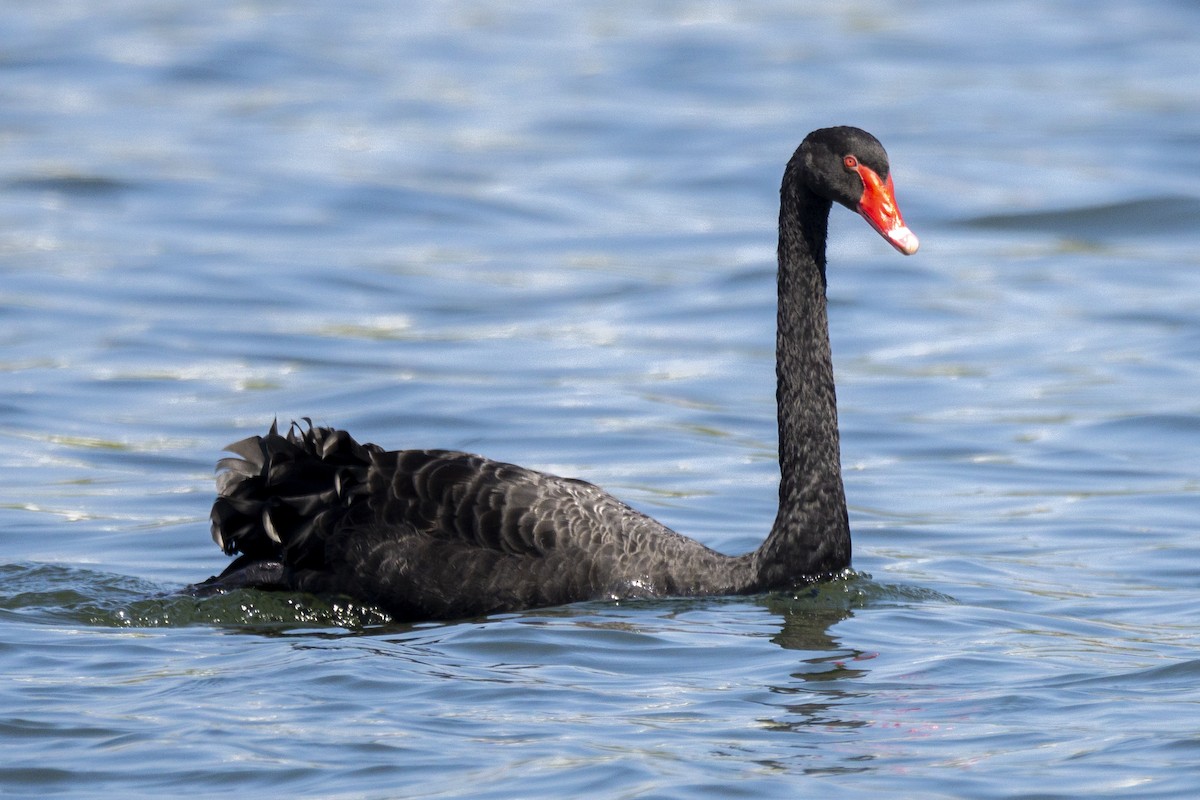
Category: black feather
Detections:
[{"x1": 195, "y1": 128, "x2": 916, "y2": 621}]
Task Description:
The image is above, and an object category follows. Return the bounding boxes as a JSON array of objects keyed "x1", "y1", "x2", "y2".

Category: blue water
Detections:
[{"x1": 3, "y1": 1, "x2": 1200, "y2": 797}]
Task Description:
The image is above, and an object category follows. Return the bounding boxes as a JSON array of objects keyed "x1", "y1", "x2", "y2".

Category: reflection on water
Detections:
[
  {"x1": 4, "y1": 561, "x2": 941, "y2": 642},
  {"x1": 0, "y1": 564, "x2": 392, "y2": 630}
]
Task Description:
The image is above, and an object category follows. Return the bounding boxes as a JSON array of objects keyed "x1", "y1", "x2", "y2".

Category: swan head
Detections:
[{"x1": 799, "y1": 126, "x2": 919, "y2": 256}]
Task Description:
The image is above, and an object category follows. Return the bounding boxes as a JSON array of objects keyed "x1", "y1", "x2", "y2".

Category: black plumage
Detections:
[{"x1": 193, "y1": 127, "x2": 919, "y2": 621}]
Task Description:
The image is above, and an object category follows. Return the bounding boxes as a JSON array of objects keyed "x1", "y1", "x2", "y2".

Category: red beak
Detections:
[{"x1": 853, "y1": 164, "x2": 919, "y2": 255}]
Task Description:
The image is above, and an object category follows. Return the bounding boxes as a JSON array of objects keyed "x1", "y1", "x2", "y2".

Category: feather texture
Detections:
[
  {"x1": 202, "y1": 422, "x2": 752, "y2": 620},
  {"x1": 191, "y1": 127, "x2": 915, "y2": 621}
]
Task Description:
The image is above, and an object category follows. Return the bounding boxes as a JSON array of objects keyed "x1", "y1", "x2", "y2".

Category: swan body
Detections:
[{"x1": 196, "y1": 126, "x2": 918, "y2": 621}]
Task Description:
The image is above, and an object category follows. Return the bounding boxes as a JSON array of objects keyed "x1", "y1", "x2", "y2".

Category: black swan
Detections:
[{"x1": 195, "y1": 126, "x2": 919, "y2": 621}]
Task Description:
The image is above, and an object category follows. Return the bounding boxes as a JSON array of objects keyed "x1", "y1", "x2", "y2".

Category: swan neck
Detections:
[{"x1": 755, "y1": 182, "x2": 851, "y2": 586}]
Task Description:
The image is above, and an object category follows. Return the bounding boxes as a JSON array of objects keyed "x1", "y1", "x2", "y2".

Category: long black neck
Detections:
[{"x1": 752, "y1": 165, "x2": 851, "y2": 587}]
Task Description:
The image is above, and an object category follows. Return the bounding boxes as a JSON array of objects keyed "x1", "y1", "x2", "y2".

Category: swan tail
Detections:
[{"x1": 210, "y1": 420, "x2": 381, "y2": 570}]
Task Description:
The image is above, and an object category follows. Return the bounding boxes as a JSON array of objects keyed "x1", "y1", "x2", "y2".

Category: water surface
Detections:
[{"x1": 2, "y1": 1, "x2": 1199, "y2": 798}]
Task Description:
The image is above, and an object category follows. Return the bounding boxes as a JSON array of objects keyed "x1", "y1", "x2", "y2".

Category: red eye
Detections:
[{"x1": 844, "y1": 155, "x2": 858, "y2": 169}]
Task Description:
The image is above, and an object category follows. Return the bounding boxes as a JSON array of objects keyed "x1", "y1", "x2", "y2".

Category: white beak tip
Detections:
[{"x1": 889, "y1": 227, "x2": 920, "y2": 255}]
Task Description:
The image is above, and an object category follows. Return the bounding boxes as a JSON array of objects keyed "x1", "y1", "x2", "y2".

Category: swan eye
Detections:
[{"x1": 843, "y1": 155, "x2": 858, "y2": 170}]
